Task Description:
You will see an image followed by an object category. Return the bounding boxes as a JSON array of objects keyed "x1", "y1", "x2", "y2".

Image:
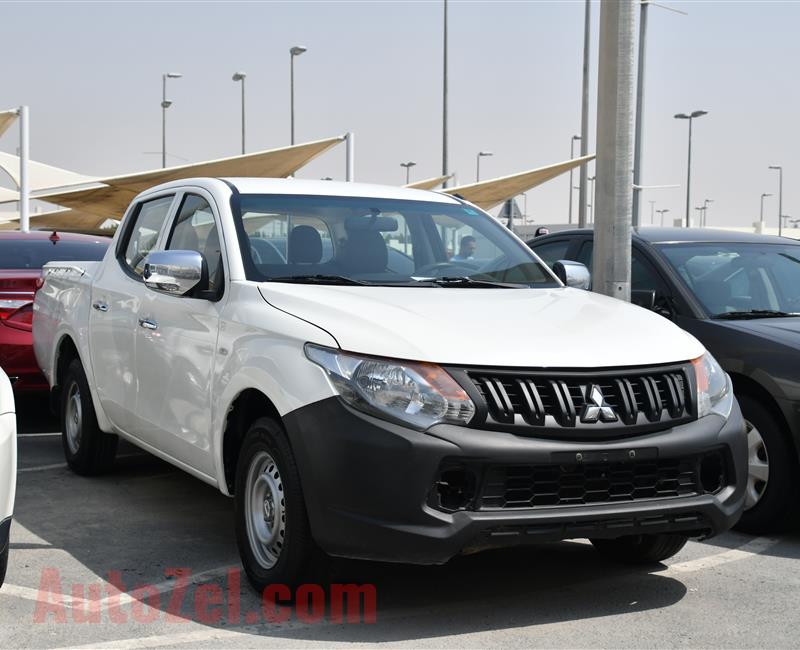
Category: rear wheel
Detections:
[
  {"x1": 61, "y1": 359, "x2": 118, "y2": 475},
  {"x1": 736, "y1": 394, "x2": 799, "y2": 533},
  {"x1": 590, "y1": 534, "x2": 689, "y2": 564},
  {"x1": 234, "y1": 417, "x2": 321, "y2": 592}
]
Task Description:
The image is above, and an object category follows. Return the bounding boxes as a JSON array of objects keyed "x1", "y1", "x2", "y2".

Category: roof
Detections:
[
  {"x1": 405, "y1": 175, "x2": 452, "y2": 191},
  {"x1": 222, "y1": 177, "x2": 459, "y2": 203},
  {"x1": 0, "y1": 136, "x2": 346, "y2": 219},
  {"x1": 0, "y1": 229, "x2": 108, "y2": 242},
  {"x1": 527, "y1": 227, "x2": 800, "y2": 246},
  {"x1": 444, "y1": 154, "x2": 595, "y2": 210},
  {"x1": 0, "y1": 109, "x2": 17, "y2": 139}
]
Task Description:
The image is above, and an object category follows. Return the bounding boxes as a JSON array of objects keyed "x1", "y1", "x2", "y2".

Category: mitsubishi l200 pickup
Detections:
[{"x1": 33, "y1": 178, "x2": 747, "y2": 591}]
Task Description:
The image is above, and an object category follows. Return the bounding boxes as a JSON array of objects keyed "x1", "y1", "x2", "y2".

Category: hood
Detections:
[
  {"x1": 258, "y1": 284, "x2": 705, "y2": 368},
  {"x1": 712, "y1": 317, "x2": 800, "y2": 350}
]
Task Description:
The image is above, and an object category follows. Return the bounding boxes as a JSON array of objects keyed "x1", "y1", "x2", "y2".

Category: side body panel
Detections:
[{"x1": 0, "y1": 369, "x2": 17, "y2": 522}]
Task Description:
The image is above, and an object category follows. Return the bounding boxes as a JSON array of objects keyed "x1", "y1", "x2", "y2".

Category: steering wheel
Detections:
[
  {"x1": 250, "y1": 243, "x2": 263, "y2": 265},
  {"x1": 414, "y1": 261, "x2": 477, "y2": 276}
]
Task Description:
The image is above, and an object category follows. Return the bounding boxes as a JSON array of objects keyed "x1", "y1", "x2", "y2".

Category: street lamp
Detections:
[
  {"x1": 232, "y1": 72, "x2": 247, "y2": 155},
  {"x1": 568, "y1": 134, "x2": 581, "y2": 224},
  {"x1": 476, "y1": 151, "x2": 493, "y2": 182},
  {"x1": 400, "y1": 161, "x2": 417, "y2": 184},
  {"x1": 656, "y1": 208, "x2": 670, "y2": 226},
  {"x1": 649, "y1": 200, "x2": 656, "y2": 225},
  {"x1": 760, "y1": 192, "x2": 772, "y2": 227},
  {"x1": 768, "y1": 165, "x2": 783, "y2": 236},
  {"x1": 588, "y1": 175, "x2": 596, "y2": 224},
  {"x1": 702, "y1": 199, "x2": 713, "y2": 227},
  {"x1": 289, "y1": 45, "x2": 307, "y2": 145},
  {"x1": 161, "y1": 72, "x2": 182, "y2": 169},
  {"x1": 674, "y1": 110, "x2": 708, "y2": 227}
]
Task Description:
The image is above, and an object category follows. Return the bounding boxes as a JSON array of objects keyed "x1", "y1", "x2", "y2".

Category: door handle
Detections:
[
  {"x1": 92, "y1": 301, "x2": 109, "y2": 312},
  {"x1": 138, "y1": 318, "x2": 158, "y2": 330}
]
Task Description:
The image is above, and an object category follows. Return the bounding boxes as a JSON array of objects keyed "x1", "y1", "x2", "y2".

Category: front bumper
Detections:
[{"x1": 286, "y1": 397, "x2": 747, "y2": 564}]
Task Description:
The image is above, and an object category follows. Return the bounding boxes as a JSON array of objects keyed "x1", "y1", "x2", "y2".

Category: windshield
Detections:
[
  {"x1": 233, "y1": 194, "x2": 555, "y2": 287},
  {"x1": 657, "y1": 242, "x2": 800, "y2": 317},
  {"x1": 0, "y1": 239, "x2": 109, "y2": 269}
]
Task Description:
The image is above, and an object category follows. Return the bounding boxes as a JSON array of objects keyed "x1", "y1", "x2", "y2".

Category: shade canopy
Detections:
[
  {"x1": 405, "y1": 175, "x2": 452, "y2": 191},
  {"x1": 0, "y1": 150, "x2": 97, "y2": 191},
  {"x1": 0, "y1": 208, "x2": 114, "y2": 233},
  {"x1": 444, "y1": 154, "x2": 595, "y2": 210},
  {"x1": 0, "y1": 136, "x2": 346, "y2": 220},
  {"x1": 0, "y1": 109, "x2": 17, "y2": 139}
]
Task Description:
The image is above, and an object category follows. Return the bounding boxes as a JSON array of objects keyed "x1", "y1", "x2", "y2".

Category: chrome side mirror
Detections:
[
  {"x1": 142, "y1": 250, "x2": 206, "y2": 296},
  {"x1": 553, "y1": 259, "x2": 591, "y2": 290}
]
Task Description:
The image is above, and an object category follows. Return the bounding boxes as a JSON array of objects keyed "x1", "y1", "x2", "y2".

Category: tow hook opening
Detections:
[
  {"x1": 434, "y1": 467, "x2": 478, "y2": 512},
  {"x1": 700, "y1": 451, "x2": 726, "y2": 494}
]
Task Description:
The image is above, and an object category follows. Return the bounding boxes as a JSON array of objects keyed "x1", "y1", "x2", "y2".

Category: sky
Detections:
[{"x1": 1, "y1": 0, "x2": 799, "y2": 229}]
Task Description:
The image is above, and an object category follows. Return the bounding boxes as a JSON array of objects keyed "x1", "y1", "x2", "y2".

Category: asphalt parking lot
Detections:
[{"x1": 2, "y1": 397, "x2": 800, "y2": 649}]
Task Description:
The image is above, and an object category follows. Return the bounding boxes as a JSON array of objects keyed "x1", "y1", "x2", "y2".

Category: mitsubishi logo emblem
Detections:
[{"x1": 580, "y1": 385, "x2": 618, "y2": 423}]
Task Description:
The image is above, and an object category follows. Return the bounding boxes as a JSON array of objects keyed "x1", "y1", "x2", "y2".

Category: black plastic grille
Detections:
[
  {"x1": 480, "y1": 457, "x2": 700, "y2": 510},
  {"x1": 460, "y1": 364, "x2": 694, "y2": 438}
]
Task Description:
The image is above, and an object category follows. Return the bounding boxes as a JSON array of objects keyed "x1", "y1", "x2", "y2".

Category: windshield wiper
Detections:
[
  {"x1": 714, "y1": 309, "x2": 800, "y2": 320},
  {"x1": 414, "y1": 276, "x2": 525, "y2": 288},
  {"x1": 265, "y1": 274, "x2": 368, "y2": 286}
]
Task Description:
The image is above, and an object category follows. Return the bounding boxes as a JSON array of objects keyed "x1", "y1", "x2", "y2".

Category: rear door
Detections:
[
  {"x1": 88, "y1": 193, "x2": 176, "y2": 434},
  {"x1": 132, "y1": 190, "x2": 226, "y2": 476}
]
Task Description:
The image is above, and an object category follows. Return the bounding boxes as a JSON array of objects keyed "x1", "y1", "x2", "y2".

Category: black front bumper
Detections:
[{"x1": 285, "y1": 397, "x2": 747, "y2": 564}]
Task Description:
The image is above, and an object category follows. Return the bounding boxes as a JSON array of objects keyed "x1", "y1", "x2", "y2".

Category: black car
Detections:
[{"x1": 529, "y1": 227, "x2": 800, "y2": 532}]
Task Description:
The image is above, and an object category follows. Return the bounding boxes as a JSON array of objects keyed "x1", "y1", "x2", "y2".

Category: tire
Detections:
[
  {"x1": 234, "y1": 416, "x2": 321, "y2": 593},
  {"x1": 735, "y1": 393, "x2": 800, "y2": 534},
  {"x1": 590, "y1": 534, "x2": 689, "y2": 564},
  {"x1": 0, "y1": 545, "x2": 7, "y2": 588},
  {"x1": 61, "y1": 358, "x2": 118, "y2": 476}
]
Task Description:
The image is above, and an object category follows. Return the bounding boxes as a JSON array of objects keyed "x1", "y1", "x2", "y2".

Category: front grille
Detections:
[
  {"x1": 479, "y1": 457, "x2": 700, "y2": 510},
  {"x1": 451, "y1": 363, "x2": 695, "y2": 438}
]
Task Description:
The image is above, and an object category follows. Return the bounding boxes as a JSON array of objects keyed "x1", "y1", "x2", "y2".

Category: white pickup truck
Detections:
[{"x1": 34, "y1": 178, "x2": 747, "y2": 590}]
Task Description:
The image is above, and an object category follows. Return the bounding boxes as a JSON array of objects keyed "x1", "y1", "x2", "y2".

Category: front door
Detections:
[{"x1": 133, "y1": 191, "x2": 226, "y2": 476}]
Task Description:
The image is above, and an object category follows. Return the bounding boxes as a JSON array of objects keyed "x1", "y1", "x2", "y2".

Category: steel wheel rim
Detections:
[
  {"x1": 244, "y1": 451, "x2": 286, "y2": 569},
  {"x1": 745, "y1": 419, "x2": 769, "y2": 510},
  {"x1": 65, "y1": 381, "x2": 82, "y2": 455}
]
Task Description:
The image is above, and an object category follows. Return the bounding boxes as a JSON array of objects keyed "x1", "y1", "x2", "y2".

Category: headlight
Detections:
[
  {"x1": 305, "y1": 343, "x2": 476, "y2": 430},
  {"x1": 692, "y1": 352, "x2": 732, "y2": 418}
]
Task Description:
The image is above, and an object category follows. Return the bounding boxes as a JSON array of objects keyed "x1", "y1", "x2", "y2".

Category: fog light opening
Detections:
[
  {"x1": 700, "y1": 452, "x2": 725, "y2": 494},
  {"x1": 435, "y1": 467, "x2": 477, "y2": 511}
]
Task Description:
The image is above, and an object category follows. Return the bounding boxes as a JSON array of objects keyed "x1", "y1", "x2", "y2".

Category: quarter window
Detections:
[{"x1": 122, "y1": 195, "x2": 174, "y2": 276}]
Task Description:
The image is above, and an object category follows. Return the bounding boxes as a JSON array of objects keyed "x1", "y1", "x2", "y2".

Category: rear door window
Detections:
[{"x1": 121, "y1": 195, "x2": 175, "y2": 276}]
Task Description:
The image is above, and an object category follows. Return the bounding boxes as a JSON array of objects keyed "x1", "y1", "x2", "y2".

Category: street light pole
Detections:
[
  {"x1": 649, "y1": 200, "x2": 656, "y2": 225},
  {"x1": 632, "y1": 0, "x2": 649, "y2": 228},
  {"x1": 768, "y1": 165, "x2": 783, "y2": 236},
  {"x1": 232, "y1": 72, "x2": 247, "y2": 154},
  {"x1": 568, "y1": 134, "x2": 581, "y2": 224},
  {"x1": 476, "y1": 151, "x2": 493, "y2": 182},
  {"x1": 702, "y1": 198, "x2": 713, "y2": 227},
  {"x1": 588, "y1": 175, "x2": 596, "y2": 224},
  {"x1": 290, "y1": 46, "x2": 307, "y2": 145},
  {"x1": 578, "y1": 0, "x2": 591, "y2": 228},
  {"x1": 760, "y1": 192, "x2": 772, "y2": 228},
  {"x1": 161, "y1": 72, "x2": 182, "y2": 169},
  {"x1": 657, "y1": 208, "x2": 669, "y2": 226},
  {"x1": 400, "y1": 161, "x2": 416, "y2": 184},
  {"x1": 674, "y1": 110, "x2": 708, "y2": 227},
  {"x1": 442, "y1": 0, "x2": 449, "y2": 187}
]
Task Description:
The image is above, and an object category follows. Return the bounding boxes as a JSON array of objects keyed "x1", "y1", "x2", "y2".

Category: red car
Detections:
[{"x1": 0, "y1": 231, "x2": 109, "y2": 392}]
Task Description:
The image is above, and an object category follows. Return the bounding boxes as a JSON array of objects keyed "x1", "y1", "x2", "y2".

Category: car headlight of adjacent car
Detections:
[
  {"x1": 305, "y1": 343, "x2": 476, "y2": 430},
  {"x1": 692, "y1": 352, "x2": 733, "y2": 419}
]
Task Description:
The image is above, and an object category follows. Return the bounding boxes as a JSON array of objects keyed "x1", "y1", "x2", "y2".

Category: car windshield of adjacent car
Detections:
[
  {"x1": 234, "y1": 194, "x2": 556, "y2": 288},
  {"x1": 656, "y1": 241, "x2": 800, "y2": 318},
  {"x1": 0, "y1": 239, "x2": 109, "y2": 269}
]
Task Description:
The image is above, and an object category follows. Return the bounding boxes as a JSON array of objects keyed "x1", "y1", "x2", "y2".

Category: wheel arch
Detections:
[
  {"x1": 221, "y1": 388, "x2": 284, "y2": 495},
  {"x1": 729, "y1": 372, "x2": 799, "y2": 462}
]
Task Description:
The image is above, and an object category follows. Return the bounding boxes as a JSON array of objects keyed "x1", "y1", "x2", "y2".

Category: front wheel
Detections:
[
  {"x1": 61, "y1": 359, "x2": 118, "y2": 476},
  {"x1": 735, "y1": 394, "x2": 799, "y2": 533},
  {"x1": 0, "y1": 543, "x2": 8, "y2": 588},
  {"x1": 590, "y1": 534, "x2": 689, "y2": 564},
  {"x1": 234, "y1": 417, "x2": 320, "y2": 592}
]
